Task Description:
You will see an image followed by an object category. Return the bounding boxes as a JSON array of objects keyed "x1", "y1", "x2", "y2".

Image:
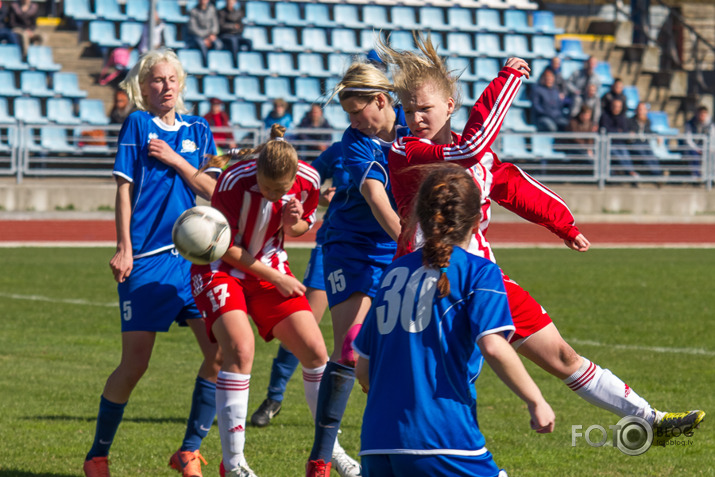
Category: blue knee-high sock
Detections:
[
  {"x1": 86, "y1": 395, "x2": 126, "y2": 460},
  {"x1": 181, "y1": 376, "x2": 217, "y2": 452},
  {"x1": 267, "y1": 344, "x2": 300, "y2": 402},
  {"x1": 309, "y1": 361, "x2": 355, "y2": 462}
]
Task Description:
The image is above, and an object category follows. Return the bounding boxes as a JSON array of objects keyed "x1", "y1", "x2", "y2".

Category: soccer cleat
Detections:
[
  {"x1": 332, "y1": 440, "x2": 361, "y2": 477},
  {"x1": 83, "y1": 456, "x2": 110, "y2": 477},
  {"x1": 250, "y1": 398, "x2": 282, "y2": 427},
  {"x1": 306, "y1": 459, "x2": 331, "y2": 477},
  {"x1": 169, "y1": 449, "x2": 207, "y2": 477},
  {"x1": 220, "y1": 460, "x2": 258, "y2": 477},
  {"x1": 652, "y1": 409, "x2": 706, "y2": 446}
]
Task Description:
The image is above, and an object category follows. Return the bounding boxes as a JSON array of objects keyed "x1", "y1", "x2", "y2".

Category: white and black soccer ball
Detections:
[{"x1": 172, "y1": 206, "x2": 230, "y2": 265}]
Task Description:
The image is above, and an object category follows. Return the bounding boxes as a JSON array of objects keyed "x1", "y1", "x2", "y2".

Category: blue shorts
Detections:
[
  {"x1": 303, "y1": 245, "x2": 325, "y2": 291},
  {"x1": 117, "y1": 249, "x2": 200, "y2": 332},
  {"x1": 322, "y1": 240, "x2": 396, "y2": 308},
  {"x1": 361, "y1": 452, "x2": 505, "y2": 477}
]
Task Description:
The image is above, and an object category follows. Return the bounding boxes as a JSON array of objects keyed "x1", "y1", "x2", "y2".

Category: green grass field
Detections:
[{"x1": 0, "y1": 247, "x2": 712, "y2": 477}]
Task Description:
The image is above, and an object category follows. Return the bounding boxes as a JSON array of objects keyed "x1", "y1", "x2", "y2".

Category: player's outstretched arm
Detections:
[
  {"x1": 109, "y1": 178, "x2": 133, "y2": 283},
  {"x1": 564, "y1": 233, "x2": 591, "y2": 252},
  {"x1": 148, "y1": 138, "x2": 217, "y2": 200},
  {"x1": 478, "y1": 333, "x2": 555, "y2": 433}
]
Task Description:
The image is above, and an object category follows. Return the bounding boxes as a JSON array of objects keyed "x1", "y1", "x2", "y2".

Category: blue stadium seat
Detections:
[
  {"x1": 532, "y1": 135, "x2": 566, "y2": 158},
  {"x1": 14, "y1": 97, "x2": 47, "y2": 124},
  {"x1": 305, "y1": 4, "x2": 335, "y2": 28},
  {"x1": 532, "y1": 35, "x2": 557, "y2": 58},
  {"x1": 446, "y1": 33, "x2": 474, "y2": 56},
  {"x1": 452, "y1": 107, "x2": 468, "y2": 131},
  {"x1": 647, "y1": 111, "x2": 679, "y2": 135},
  {"x1": 27, "y1": 46, "x2": 62, "y2": 72},
  {"x1": 89, "y1": 20, "x2": 122, "y2": 48},
  {"x1": 47, "y1": 98, "x2": 82, "y2": 125},
  {"x1": 446, "y1": 57, "x2": 477, "y2": 82},
  {"x1": 0, "y1": 44, "x2": 29, "y2": 70},
  {"x1": 391, "y1": 6, "x2": 419, "y2": 30},
  {"x1": 275, "y1": 2, "x2": 306, "y2": 27},
  {"x1": 334, "y1": 5, "x2": 363, "y2": 29},
  {"x1": 595, "y1": 61, "x2": 614, "y2": 86},
  {"x1": 41, "y1": 127, "x2": 77, "y2": 153},
  {"x1": 184, "y1": 76, "x2": 205, "y2": 102},
  {"x1": 234, "y1": 76, "x2": 267, "y2": 102},
  {"x1": 237, "y1": 52, "x2": 270, "y2": 75},
  {"x1": 272, "y1": 27, "x2": 303, "y2": 52},
  {"x1": 298, "y1": 53, "x2": 330, "y2": 77},
  {"x1": 22, "y1": 127, "x2": 43, "y2": 151},
  {"x1": 302, "y1": 28, "x2": 332, "y2": 53},
  {"x1": 419, "y1": 7, "x2": 449, "y2": 31},
  {"x1": 474, "y1": 57, "x2": 500, "y2": 81},
  {"x1": 532, "y1": 11, "x2": 564, "y2": 35},
  {"x1": 513, "y1": 84, "x2": 532, "y2": 108},
  {"x1": 292, "y1": 102, "x2": 311, "y2": 123},
  {"x1": 459, "y1": 82, "x2": 477, "y2": 105},
  {"x1": 504, "y1": 34, "x2": 533, "y2": 58},
  {"x1": 295, "y1": 77, "x2": 322, "y2": 103},
  {"x1": 53, "y1": 72, "x2": 88, "y2": 98},
  {"x1": 475, "y1": 34, "x2": 504, "y2": 57},
  {"x1": 120, "y1": 21, "x2": 143, "y2": 47},
  {"x1": 447, "y1": 8, "x2": 477, "y2": 33},
  {"x1": 474, "y1": 80, "x2": 489, "y2": 97},
  {"x1": 79, "y1": 99, "x2": 110, "y2": 125},
  {"x1": 504, "y1": 10, "x2": 535, "y2": 34},
  {"x1": 267, "y1": 52, "x2": 299, "y2": 76},
  {"x1": 500, "y1": 134, "x2": 533, "y2": 159},
  {"x1": 324, "y1": 76, "x2": 339, "y2": 95},
  {"x1": 95, "y1": 0, "x2": 127, "y2": 21},
  {"x1": 363, "y1": 6, "x2": 391, "y2": 30},
  {"x1": 245, "y1": 1, "x2": 276, "y2": 26},
  {"x1": 20, "y1": 71, "x2": 54, "y2": 98},
  {"x1": 127, "y1": 49, "x2": 139, "y2": 69},
  {"x1": 559, "y1": 38, "x2": 589, "y2": 60},
  {"x1": 560, "y1": 59, "x2": 583, "y2": 80},
  {"x1": 163, "y1": 23, "x2": 186, "y2": 49},
  {"x1": 195, "y1": 100, "x2": 211, "y2": 117},
  {"x1": 203, "y1": 76, "x2": 235, "y2": 102},
  {"x1": 390, "y1": 31, "x2": 416, "y2": 51},
  {"x1": 208, "y1": 50, "x2": 241, "y2": 75},
  {"x1": 243, "y1": 26, "x2": 270, "y2": 51},
  {"x1": 265, "y1": 77, "x2": 298, "y2": 102},
  {"x1": 503, "y1": 108, "x2": 536, "y2": 132},
  {"x1": 525, "y1": 58, "x2": 549, "y2": 83},
  {"x1": 64, "y1": 0, "x2": 96, "y2": 21},
  {"x1": 623, "y1": 86, "x2": 640, "y2": 112},
  {"x1": 0, "y1": 71, "x2": 22, "y2": 97},
  {"x1": 126, "y1": 0, "x2": 149, "y2": 21},
  {"x1": 649, "y1": 138, "x2": 682, "y2": 160},
  {"x1": 328, "y1": 53, "x2": 351, "y2": 77},
  {"x1": 360, "y1": 30, "x2": 385, "y2": 52},
  {"x1": 177, "y1": 49, "x2": 210, "y2": 75},
  {"x1": 476, "y1": 9, "x2": 505, "y2": 33},
  {"x1": 323, "y1": 104, "x2": 348, "y2": 130},
  {"x1": 157, "y1": 0, "x2": 188, "y2": 23},
  {"x1": 0, "y1": 98, "x2": 15, "y2": 124},
  {"x1": 332, "y1": 29, "x2": 361, "y2": 54},
  {"x1": 230, "y1": 102, "x2": 262, "y2": 128}
]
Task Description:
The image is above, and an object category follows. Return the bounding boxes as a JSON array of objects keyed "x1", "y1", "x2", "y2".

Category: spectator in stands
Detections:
[
  {"x1": 565, "y1": 56, "x2": 600, "y2": 99},
  {"x1": 600, "y1": 98, "x2": 638, "y2": 179},
  {"x1": 0, "y1": 1, "x2": 19, "y2": 45},
  {"x1": 550, "y1": 56, "x2": 568, "y2": 100},
  {"x1": 109, "y1": 89, "x2": 134, "y2": 126},
  {"x1": 532, "y1": 68, "x2": 568, "y2": 132},
  {"x1": 219, "y1": 0, "x2": 252, "y2": 57},
  {"x1": 601, "y1": 78, "x2": 627, "y2": 118},
  {"x1": 8, "y1": 0, "x2": 43, "y2": 57},
  {"x1": 138, "y1": 11, "x2": 165, "y2": 55},
  {"x1": 264, "y1": 98, "x2": 292, "y2": 130},
  {"x1": 683, "y1": 105, "x2": 714, "y2": 177},
  {"x1": 627, "y1": 102, "x2": 662, "y2": 176},
  {"x1": 571, "y1": 82, "x2": 601, "y2": 124},
  {"x1": 568, "y1": 105, "x2": 598, "y2": 158},
  {"x1": 187, "y1": 0, "x2": 223, "y2": 63},
  {"x1": 203, "y1": 97, "x2": 236, "y2": 150},
  {"x1": 296, "y1": 104, "x2": 332, "y2": 156}
]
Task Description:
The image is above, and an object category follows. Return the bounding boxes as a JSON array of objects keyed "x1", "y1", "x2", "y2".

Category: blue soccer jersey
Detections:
[
  {"x1": 113, "y1": 110, "x2": 218, "y2": 258},
  {"x1": 353, "y1": 247, "x2": 515, "y2": 456},
  {"x1": 310, "y1": 141, "x2": 349, "y2": 246}
]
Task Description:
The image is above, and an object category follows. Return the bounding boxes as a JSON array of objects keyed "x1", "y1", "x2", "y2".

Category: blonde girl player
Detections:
[
  {"x1": 354, "y1": 164, "x2": 555, "y2": 477},
  {"x1": 192, "y1": 125, "x2": 329, "y2": 477},
  {"x1": 83, "y1": 49, "x2": 222, "y2": 477},
  {"x1": 381, "y1": 36, "x2": 705, "y2": 441},
  {"x1": 307, "y1": 61, "x2": 410, "y2": 476}
]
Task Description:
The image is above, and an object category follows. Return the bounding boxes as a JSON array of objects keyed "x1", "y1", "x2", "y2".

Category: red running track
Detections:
[{"x1": 1, "y1": 220, "x2": 714, "y2": 246}]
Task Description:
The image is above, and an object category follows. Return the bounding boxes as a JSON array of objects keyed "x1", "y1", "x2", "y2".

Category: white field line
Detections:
[
  {"x1": 569, "y1": 338, "x2": 715, "y2": 357},
  {"x1": 0, "y1": 292, "x2": 115, "y2": 308}
]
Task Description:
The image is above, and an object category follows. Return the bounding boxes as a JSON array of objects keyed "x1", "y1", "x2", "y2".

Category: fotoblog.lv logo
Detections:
[{"x1": 572, "y1": 416, "x2": 653, "y2": 456}]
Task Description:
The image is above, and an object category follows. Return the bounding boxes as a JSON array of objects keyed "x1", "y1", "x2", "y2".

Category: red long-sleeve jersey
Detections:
[{"x1": 388, "y1": 66, "x2": 581, "y2": 262}]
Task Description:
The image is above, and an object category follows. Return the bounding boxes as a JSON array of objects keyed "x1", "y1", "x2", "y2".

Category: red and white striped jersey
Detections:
[
  {"x1": 389, "y1": 66, "x2": 581, "y2": 262},
  {"x1": 194, "y1": 160, "x2": 320, "y2": 279}
]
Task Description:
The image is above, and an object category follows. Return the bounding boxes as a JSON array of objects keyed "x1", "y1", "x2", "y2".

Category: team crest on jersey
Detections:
[
  {"x1": 181, "y1": 139, "x2": 197, "y2": 153},
  {"x1": 147, "y1": 132, "x2": 158, "y2": 143}
]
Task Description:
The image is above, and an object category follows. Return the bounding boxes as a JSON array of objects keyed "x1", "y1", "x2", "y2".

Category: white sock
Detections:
[
  {"x1": 302, "y1": 364, "x2": 325, "y2": 421},
  {"x1": 216, "y1": 371, "x2": 250, "y2": 470},
  {"x1": 563, "y1": 357, "x2": 655, "y2": 423}
]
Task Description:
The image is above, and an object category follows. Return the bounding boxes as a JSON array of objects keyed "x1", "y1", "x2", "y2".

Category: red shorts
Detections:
[
  {"x1": 502, "y1": 273, "x2": 552, "y2": 343},
  {"x1": 192, "y1": 271, "x2": 312, "y2": 342}
]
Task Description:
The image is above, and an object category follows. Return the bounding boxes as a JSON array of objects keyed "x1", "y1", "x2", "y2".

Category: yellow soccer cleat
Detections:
[{"x1": 652, "y1": 409, "x2": 706, "y2": 446}]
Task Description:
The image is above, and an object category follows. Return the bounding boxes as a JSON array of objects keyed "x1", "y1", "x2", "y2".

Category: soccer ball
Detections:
[{"x1": 172, "y1": 206, "x2": 231, "y2": 265}]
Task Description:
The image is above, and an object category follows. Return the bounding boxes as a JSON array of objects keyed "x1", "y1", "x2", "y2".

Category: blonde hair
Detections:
[
  {"x1": 327, "y1": 61, "x2": 394, "y2": 105},
  {"x1": 200, "y1": 124, "x2": 298, "y2": 179},
  {"x1": 120, "y1": 49, "x2": 188, "y2": 115},
  {"x1": 377, "y1": 32, "x2": 461, "y2": 109}
]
